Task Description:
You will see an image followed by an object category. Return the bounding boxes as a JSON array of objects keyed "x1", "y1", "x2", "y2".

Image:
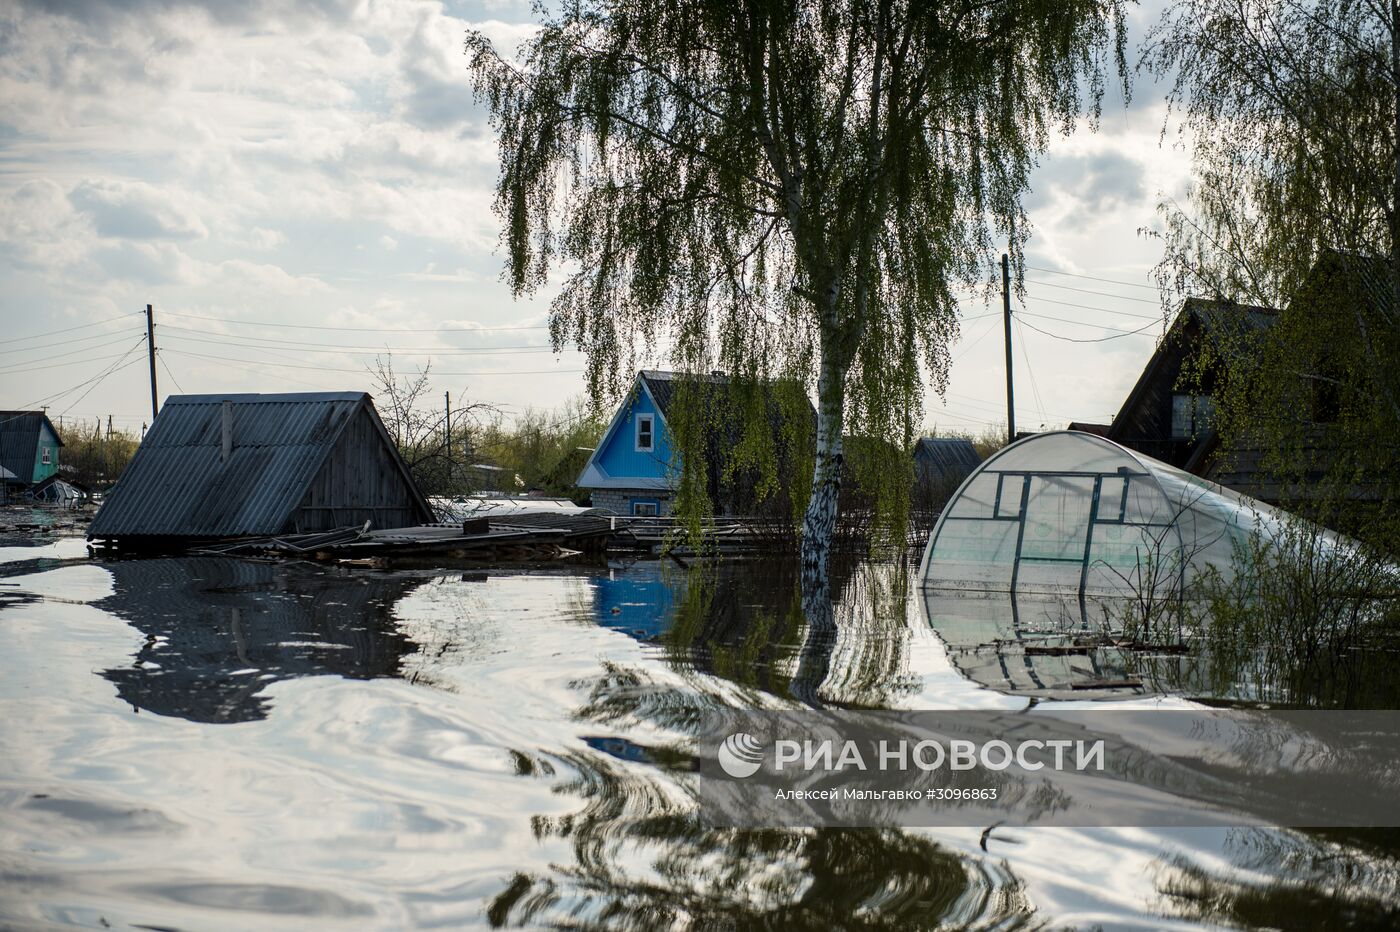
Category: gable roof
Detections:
[
  {"x1": 913, "y1": 437, "x2": 982, "y2": 476},
  {"x1": 1108, "y1": 297, "x2": 1276, "y2": 440},
  {"x1": 89, "y1": 392, "x2": 431, "y2": 539},
  {"x1": 578, "y1": 369, "x2": 816, "y2": 490},
  {"x1": 0, "y1": 411, "x2": 62, "y2": 483}
]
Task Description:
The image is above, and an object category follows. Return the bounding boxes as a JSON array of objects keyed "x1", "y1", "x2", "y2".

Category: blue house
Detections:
[
  {"x1": 577, "y1": 370, "x2": 815, "y2": 516},
  {"x1": 0, "y1": 410, "x2": 63, "y2": 493},
  {"x1": 577, "y1": 370, "x2": 680, "y2": 515}
]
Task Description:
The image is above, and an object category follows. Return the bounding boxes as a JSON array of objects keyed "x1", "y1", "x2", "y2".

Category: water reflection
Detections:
[
  {"x1": 480, "y1": 560, "x2": 1035, "y2": 929},
  {"x1": 96, "y1": 557, "x2": 425, "y2": 723},
  {"x1": 6, "y1": 550, "x2": 1398, "y2": 928},
  {"x1": 1155, "y1": 827, "x2": 1400, "y2": 928}
]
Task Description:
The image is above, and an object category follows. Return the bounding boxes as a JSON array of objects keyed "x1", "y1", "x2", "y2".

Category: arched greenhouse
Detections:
[{"x1": 919, "y1": 430, "x2": 1310, "y2": 599}]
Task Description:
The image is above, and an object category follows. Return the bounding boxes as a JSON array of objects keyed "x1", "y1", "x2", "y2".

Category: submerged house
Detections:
[
  {"x1": 0, "y1": 410, "x2": 63, "y2": 494},
  {"x1": 577, "y1": 370, "x2": 815, "y2": 516},
  {"x1": 89, "y1": 392, "x2": 433, "y2": 547},
  {"x1": 913, "y1": 437, "x2": 982, "y2": 487}
]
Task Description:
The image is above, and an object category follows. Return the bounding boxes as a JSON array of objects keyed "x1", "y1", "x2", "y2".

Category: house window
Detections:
[
  {"x1": 40, "y1": 447, "x2": 51, "y2": 465},
  {"x1": 1170, "y1": 394, "x2": 1214, "y2": 440},
  {"x1": 635, "y1": 414, "x2": 654, "y2": 452},
  {"x1": 631, "y1": 499, "x2": 659, "y2": 516}
]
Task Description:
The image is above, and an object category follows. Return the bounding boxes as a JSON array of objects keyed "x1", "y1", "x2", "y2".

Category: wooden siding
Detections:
[
  {"x1": 293, "y1": 407, "x2": 427, "y2": 533},
  {"x1": 595, "y1": 388, "x2": 675, "y2": 481},
  {"x1": 1108, "y1": 315, "x2": 1216, "y2": 469}
]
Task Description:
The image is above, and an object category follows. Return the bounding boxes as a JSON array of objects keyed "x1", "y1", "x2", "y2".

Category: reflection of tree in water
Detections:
[
  {"x1": 489, "y1": 744, "x2": 1032, "y2": 929},
  {"x1": 486, "y1": 560, "x2": 1018, "y2": 928},
  {"x1": 1155, "y1": 827, "x2": 1400, "y2": 930},
  {"x1": 660, "y1": 558, "x2": 919, "y2": 709},
  {"x1": 97, "y1": 558, "x2": 424, "y2": 723}
]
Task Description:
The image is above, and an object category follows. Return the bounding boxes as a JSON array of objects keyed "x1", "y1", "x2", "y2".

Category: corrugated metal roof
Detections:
[
  {"x1": 89, "y1": 392, "x2": 426, "y2": 539},
  {"x1": 914, "y1": 437, "x2": 983, "y2": 479},
  {"x1": 0, "y1": 411, "x2": 60, "y2": 483}
]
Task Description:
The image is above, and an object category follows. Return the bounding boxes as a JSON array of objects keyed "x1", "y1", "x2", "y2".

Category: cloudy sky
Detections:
[{"x1": 0, "y1": 0, "x2": 1189, "y2": 438}]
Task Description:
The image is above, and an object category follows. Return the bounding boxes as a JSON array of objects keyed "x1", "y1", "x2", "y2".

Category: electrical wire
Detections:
[
  {"x1": 0, "y1": 313, "x2": 140, "y2": 346},
  {"x1": 0, "y1": 346, "x2": 139, "y2": 376},
  {"x1": 1023, "y1": 294, "x2": 1164, "y2": 321},
  {"x1": 17, "y1": 337, "x2": 150, "y2": 412},
  {"x1": 1013, "y1": 317, "x2": 1048, "y2": 425},
  {"x1": 158, "y1": 308, "x2": 551, "y2": 334},
  {"x1": 1023, "y1": 279, "x2": 1162, "y2": 305},
  {"x1": 1024, "y1": 265, "x2": 1160, "y2": 291},
  {"x1": 1020, "y1": 309, "x2": 1163, "y2": 333},
  {"x1": 164, "y1": 346, "x2": 586, "y2": 377},
  {"x1": 60, "y1": 340, "x2": 151, "y2": 414},
  {"x1": 0, "y1": 328, "x2": 142, "y2": 358},
  {"x1": 159, "y1": 330, "x2": 560, "y2": 356},
  {"x1": 156, "y1": 350, "x2": 186, "y2": 394},
  {"x1": 1017, "y1": 316, "x2": 1161, "y2": 343}
]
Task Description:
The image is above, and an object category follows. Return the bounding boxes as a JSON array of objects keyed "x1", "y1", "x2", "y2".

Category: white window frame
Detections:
[
  {"x1": 40, "y1": 447, "x2": 51, "y2": 465},
  {"x1": 635, "y1": 413, "x2": 655, "y2": 452},
  {"x1": 631, "y1": 500, "x2": 659, "y2": 516}
]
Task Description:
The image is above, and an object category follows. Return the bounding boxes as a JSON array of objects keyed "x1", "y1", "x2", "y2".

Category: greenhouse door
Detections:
[{"x1": 1012, "y1": 475, "x2": 1097, "y2": 596}]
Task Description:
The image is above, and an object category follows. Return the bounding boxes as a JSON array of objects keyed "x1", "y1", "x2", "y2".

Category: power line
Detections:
[
  {"x1": 1024, "y1": 279, "x2": 1162, "y2": 305},
  {"x1": 159, "y1": 329, "x2": 561, "y2": 356},
  {"x1": 1025, "y1": 265, "x2": 1160, "y2": 292},
  {"x1": 164, "y1": 347, "x2": 586, "y2": 377},
  {"x1": 0, "y1": 345, "x2": 138, "y2": 376},
  {"x1": 0, "y1": 328, "x2": 141, "y2": 358},
  {"x1": 1019, "y1": 309, "x2": 1163, "y2": 333},
  {"x1": 158, "y1": 308, "x2": 552, "y2": 334},
  {"x1": 60, "y1": 340, "x2": 150, "y2": 417},
  {"x1": 1013, "y1": 318, "x2": 1048, "y2": 425},
  {"x1": 0, "y1": 313, "x2": 140, "y2": 347},
  {"x1": 18, "y1": 337, "x2": 150, "y2": 411},
  {"x1": 156, "y1": 350, "x2": 186, "y2": 394},
  {"x1": 1023, "y1": 293, "x2": 1164, "y2": 321},
  {"x1": 1017, "y1": 316, "x2": 1161, "y2": 343}
]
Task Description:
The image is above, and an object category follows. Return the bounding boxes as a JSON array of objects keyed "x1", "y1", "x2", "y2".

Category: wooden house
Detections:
[
  {"x1": 88, "y1": 392, "x2": 433, "y2": 547},
  {"x1": 577, "y1": 370, "x2": 815, "y2": 516},
  {"x1": 1106, "y1": 298, "x2": 1276, "y2": 478},
  {"x1": 0, "y1": 410, "x2": 63, "y2": 494}
]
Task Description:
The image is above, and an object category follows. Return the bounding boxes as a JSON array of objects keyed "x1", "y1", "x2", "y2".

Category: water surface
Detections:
[{"x1": 2, "y1": 543, "x2": 1398, "y2": 929}]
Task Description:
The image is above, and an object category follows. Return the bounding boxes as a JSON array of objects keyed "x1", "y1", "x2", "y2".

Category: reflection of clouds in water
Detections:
[{"x1": 3, "y1": 556, "x2": 1398, "y2": 928}]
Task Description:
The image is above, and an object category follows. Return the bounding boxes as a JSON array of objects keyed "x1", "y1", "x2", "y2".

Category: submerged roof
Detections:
[
  {"x1": 0, "y1": 411, "x2": 62, "y2": 482},
  {"x1": 89, "y1": 392, "x2": 430, "y2": 539},
  {"x1": 913, "y1": 437, "x2": 982, "y2": 476},
  {"x1": 920, "y1": 430, "x2": 1330, "y2": 598}
]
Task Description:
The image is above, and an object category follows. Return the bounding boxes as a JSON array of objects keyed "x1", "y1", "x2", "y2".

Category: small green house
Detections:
[{"x1": 0, "y1": 411, "x2": 63, "y2": 491}]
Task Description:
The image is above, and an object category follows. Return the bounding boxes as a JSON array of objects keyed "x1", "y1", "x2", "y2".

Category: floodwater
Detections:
[{"x1": 3, "y1": 538, "x2": 1399, "y2": 929}]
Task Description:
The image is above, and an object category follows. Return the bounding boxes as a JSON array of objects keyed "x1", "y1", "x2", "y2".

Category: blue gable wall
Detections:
[
  {"x1": 596, "y1": 386, "x2": 675, "y2": 481},
  {"x1": 33, "y1": 422, "x2": 59, "y2": 484}
]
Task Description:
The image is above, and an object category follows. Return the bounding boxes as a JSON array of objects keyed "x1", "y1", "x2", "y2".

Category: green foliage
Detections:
[
  {"x1": 1193, "y1": 516, "x2": 1400, "y2": 708},
  {"x1": 475, "y1": 398, "x2": 608, "y2": 502},
  {"x1": 58, "y1": 419, "x2": 139, "y2": 489},
  {"x1": 1147, "y1": 0, "x2": 1400, "y2": 550},
  {"x1": 468, "y1": 1, "x2": 1128, "y2": 566}
]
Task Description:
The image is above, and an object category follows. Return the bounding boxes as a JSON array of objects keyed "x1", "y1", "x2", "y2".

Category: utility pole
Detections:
[
  {"x1": 1001, "y1": 253, "x2": 1016, "y2": 442},
  {"x1": 144, "y1": 304, "x2": 158, "y2": 421},
  {"x1": 444, "y1": 390, "x2": 452, "y2": 479}
]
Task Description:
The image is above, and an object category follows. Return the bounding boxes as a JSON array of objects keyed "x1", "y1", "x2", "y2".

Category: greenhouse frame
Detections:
[{"x1": 918, "y1": 430, "x2": 1310, "y2": 599}]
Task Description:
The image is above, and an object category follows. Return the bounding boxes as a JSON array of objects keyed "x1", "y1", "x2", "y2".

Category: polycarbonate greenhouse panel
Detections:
[{"x1": 918, "y1": 431, "x2": 1329, "y2": 598}]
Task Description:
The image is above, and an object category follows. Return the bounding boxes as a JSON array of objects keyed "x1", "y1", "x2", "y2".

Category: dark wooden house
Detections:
[
  {"x1": 1106, "y1": 298, "x2": 1276, "y2": 477},
  {"x1": 0, "y1": 410, "x2": 63, "y2": 493},
  {"x1": 89, "y1": 392, "x2": 433, "y2": 546}
]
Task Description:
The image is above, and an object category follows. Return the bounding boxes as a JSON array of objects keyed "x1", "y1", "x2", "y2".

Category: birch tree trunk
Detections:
[{"x1": 801, "y1": 327, "x2": 846, "y2": 590}]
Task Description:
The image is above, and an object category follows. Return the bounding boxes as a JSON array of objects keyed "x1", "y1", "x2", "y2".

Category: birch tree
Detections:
[
  {"x1": 1147, "y1": 0, "x2": 1400, "y2": 543},
  {"x1": 468, "y1": 0, "x2": 1128, "y2": 583}
]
